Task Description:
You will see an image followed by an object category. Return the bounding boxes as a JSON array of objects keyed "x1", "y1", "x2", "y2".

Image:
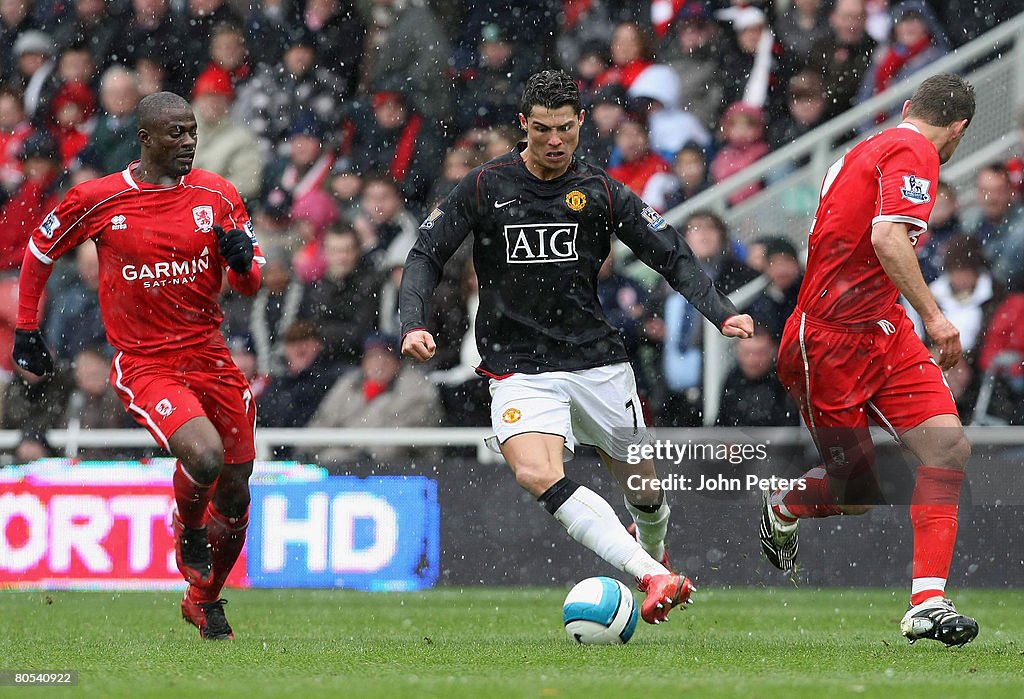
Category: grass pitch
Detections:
[{"x1": 2, "y1": 587, "x2": 1022, "y2": 699}]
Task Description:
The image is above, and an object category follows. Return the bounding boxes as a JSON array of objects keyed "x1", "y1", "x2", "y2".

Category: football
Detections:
[{"x1": 562, "y1": 576, "x2": 639, "y2": 645}]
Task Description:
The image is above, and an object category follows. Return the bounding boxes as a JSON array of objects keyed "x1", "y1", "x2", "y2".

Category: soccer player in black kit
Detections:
[{"x1": 400, "y1": 70, "x2": 754, "y2": 624}]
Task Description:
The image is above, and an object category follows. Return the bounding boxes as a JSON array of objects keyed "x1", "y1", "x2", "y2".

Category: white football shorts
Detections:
[{"x1": 486, "y1": 362, "x2": 653, "y2": 462}]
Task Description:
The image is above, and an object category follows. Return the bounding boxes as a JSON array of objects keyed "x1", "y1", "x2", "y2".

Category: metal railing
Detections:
[{"x1": 665, "y1": 11, "x2": 1024, "y2": 242}]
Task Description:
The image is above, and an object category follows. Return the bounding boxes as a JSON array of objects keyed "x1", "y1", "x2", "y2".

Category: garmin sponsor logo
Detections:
[
  {"x1": 504, "y1": 223, "x2": 578, "y2": 264},
  {"x1": 121, "y1": 247, "x2": 211, "y2": 287}
]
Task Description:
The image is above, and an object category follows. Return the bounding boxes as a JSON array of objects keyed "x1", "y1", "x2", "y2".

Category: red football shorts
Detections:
[
  {"x1": 777, "y1": 305, "x2": 957, "y2": 475},
  {"x1": 110, "y1": 335, "x2": 256, "y2": 463}
]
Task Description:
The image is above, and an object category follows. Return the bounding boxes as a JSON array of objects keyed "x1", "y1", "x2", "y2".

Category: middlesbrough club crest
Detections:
[{"x1": 192, "y1": 206, "x2": 215, "y2": 233}]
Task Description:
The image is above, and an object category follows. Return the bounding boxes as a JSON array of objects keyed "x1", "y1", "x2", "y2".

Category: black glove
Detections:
[
  {"x1": 13, "y1": 329, "x2": 54, "y2": 377},
  {"x1": 214, "y1": 225, "x2": 254, "y2": 274}
]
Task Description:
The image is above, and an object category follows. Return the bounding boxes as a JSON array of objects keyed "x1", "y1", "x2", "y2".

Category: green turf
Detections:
[{"x1": 1, "y1": 587, "x2": 1022, "y2": 698}]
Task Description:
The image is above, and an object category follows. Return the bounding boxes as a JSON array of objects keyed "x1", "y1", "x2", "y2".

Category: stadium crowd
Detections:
[{"x1": 1, "y1": 0, "x2": 1022, "y2": 466}]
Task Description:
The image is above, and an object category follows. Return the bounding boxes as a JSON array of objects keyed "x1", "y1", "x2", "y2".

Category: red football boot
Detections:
[{"x1": 637, "y1": 573, "x2": 695, "y2": 624}]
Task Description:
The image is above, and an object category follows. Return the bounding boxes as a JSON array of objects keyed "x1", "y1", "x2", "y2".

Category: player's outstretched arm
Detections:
[
  {"x1": 871, "y1": 220, "x2": 961, "y2": 369},
  {"x1": 402, "y1": 329, "x2": 437, "y2": 362}
]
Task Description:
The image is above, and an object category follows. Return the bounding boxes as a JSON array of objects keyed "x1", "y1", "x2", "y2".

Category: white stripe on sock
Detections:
[{"x1": 911, "y1": 577, "x2": 947, "y2": 595}]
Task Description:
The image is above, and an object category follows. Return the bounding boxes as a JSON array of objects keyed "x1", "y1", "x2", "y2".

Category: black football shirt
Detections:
[{"x1": 400, "y1": 150, "x2": 739, "y2": 376}]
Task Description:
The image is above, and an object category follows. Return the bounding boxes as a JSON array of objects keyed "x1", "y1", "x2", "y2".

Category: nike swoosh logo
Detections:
[{"x1": 494, "y1": 199, "x2": 518, "y2": 209}]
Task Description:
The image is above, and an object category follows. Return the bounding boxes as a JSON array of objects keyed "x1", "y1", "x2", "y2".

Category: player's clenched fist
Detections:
[
  {"x1": 721, "y1": 314, "x2": 755, "y2": 339},
  {"x1": 402, "y1": 330, "x2": 437, "y2": 362},
  {"x1": 13, "y1": 328, "x2": 54, "y2": 377},
  {"x1": 214, "y1": 225, "x2": 254, "y2": 273}
]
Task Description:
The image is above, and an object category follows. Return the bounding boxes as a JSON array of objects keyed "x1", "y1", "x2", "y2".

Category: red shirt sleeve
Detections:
[
  {"x1": 220, "y1": 179, "x2": 264, "y2": 267},
  {"x1": 872, "y1": 137, "x2": 940, "y2": 237},
  {"x1": 27, "y1": 185, "x2": 96, "y2": 266}
]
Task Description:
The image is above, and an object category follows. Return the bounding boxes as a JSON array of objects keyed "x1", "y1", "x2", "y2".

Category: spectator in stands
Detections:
[
  {"x1": 483, "y1": 125, "x2": 519, "y2": 161},
  {"x1": 806, "y1": 0, "x2": 876, "y2": 120},
  {"x1": 748, "y1": 237, "x2": 802, "y2": 342},
  {"x1": 710, "y1": 102, "x2": 770, "y2": 205},
  {"x1": 352, "y1": 175, "x2": 420, "y2": 271},
  {"x1": 607, "y1": 118, "x2": 673, "y2": 210},
  {"x1": 661, "y1": 2, "x2": 723, "y2": 132},
  {"x1": 716, "y1": 327, "x2": 800, "y2": 426},
  {"x1": 716, "y1": 6, "x2": 794, "y2": 122},
  {"x1": 978, "y1": 288, "x2": 1024, "y2": 406},
  {"x1": 455, "y1": 23, "x2": 530, "y2": 133},
  {"x1": 51, "y1": 0, "x2": 117, "y2": 72},
  {"x1": 0, "y1": 132, "x2": 63, "y2": 274},
  {"x1": 349, "y1": 90, "x2": 444, "y2": 209},
  {"x1": 10, "y1": 30, "x2": 57, "y2": 122},
  {"x1": 299, "y1": 224, "x2": 381, "y2": 367},
  {"x1": 857, "y1": 2, "x2": 950, "y2": 105},
  {"x1": 243, "y1": 0, "x2": 300, "y2": 70},
  {"x1": 598, "y1": 249, "x2": 649, "y2": 394},
  {"x1": 574, "y1": 39, "x2": 610, "y2": 98},
  {"x1": 250, "y1": 244, "x2": 308, "y2": 377},
  {"x1": 1, "y1": 364, "x2": 72, "y2": 432},
  {"x1": 774, "y1": 0, "x2": 831, "y2": 62},
  {"x1": 77, "y1": 65, "x2": 140, "y2": 174},
  {"x1": 662, "y1": 143, "x2": 711, "y2": 210},
  {"x1": 177, "y1": 0, "x2": 243, "y2": 90},
  {"x1": 233, "y1": 26, "x2": 345, "y2": 153},
  {"x1": 13, "y1": 428, "x2": 55, "y2": 462},
  {"x1": 305, "y1": 332, "x2": 442, "y2": 466},
  {"x1": 65, "y1": 347, "x2": 134, "y2": 458},
  {"x1": 195, "y1": 22, "x2": 253, "y2": 93},
  {"x1": 0, "y1": 0, "x2": 35, "y2": 86},
  {"x1": 258, "y1": 320, "x2": 343, "y2": 434},
  {"x1": 0, "y1": 86, "x2": 30, "y2": 192},
  {"x1": 260, "y1": 112, "x2": 334, "y2": 214},
  {"x1": 661, "y1": 211, "x2": 758, "y2": 424},
  {"x1": 578, "y1": 84, "x2": 627, "y2": 169},
  {"x1": 227, "y1": 334, "x2": 270, "y2": 401},
  {"x1": 768, "y1": 71, "x2": 828, "y2": 150},
  {"x1": 593, "y1": 21, "x2": 653, "y2": 92},
  {"x1": 365, "y1": 0, "x2": 451, "y2": 121},
  {"x1": 554, "y1": 0, "x2": 616, "y2": 71},
  {"x1": 965, "y1": 163, "x2": 1024, "y2": 291},
  {"x1": 132, "y1": 49, "x2": 165, "y2": 98},
  {"x1": 299, "y1": 0, "x2": 365, "y2": 98},
  {"x1": 191, "y1": 70, "x2": 263, "y2": 202},
  {"x1": 122, "y1": 0, "x2": 187, "y2": 95},
  {"x1": 626, "y1": 63, "x2": 711, "y2": 160},
  {"x1": 922, "y1": 235, "x2": 999, "y2": 357},
  {"x1": 426, "y1": 143, "x2": 486, "y2": 209},
  {"x1": 918, "y1": 180, "x2": 963, "y2": 283},
  {"x1": 43, "y1": 239, "x2": 107, "y2": 361}
]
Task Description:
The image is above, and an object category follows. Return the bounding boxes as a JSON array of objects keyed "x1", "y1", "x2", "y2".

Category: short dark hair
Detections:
[
  {"x1": 685, "y1": 209, "x2": 728, "y2": 237},
  {"x1": 520, "y1": 70, "x2": 581, "y2": 118},
  {"x1": 906, "y1": 74, "x2": 975, "y2": 127},
  {"x1": 136, "y1": 91, "x2": 190, "y2": 132},
  {"x1": 943, "y1": 234, "x2": 986, "y2": 272}
]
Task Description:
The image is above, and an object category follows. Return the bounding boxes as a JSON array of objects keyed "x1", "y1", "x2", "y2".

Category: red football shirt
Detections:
[
  {"x1": 797, "y1": 123, "x2": 940, "y2": 324},
  {"x1": 27, "y1": 163, "x2": 264, "y2": 354}
]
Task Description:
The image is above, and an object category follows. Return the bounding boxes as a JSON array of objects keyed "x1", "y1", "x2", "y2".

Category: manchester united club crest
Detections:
[
  {"x1": 192, "y1": 205, "x2": 215, "y2": 233},
  {"x1": 502, "y1": 408, "x2": 522, "y2": 424},
  {"x1": 565, "y1": 190, "x2": 587, "y2": 212}
]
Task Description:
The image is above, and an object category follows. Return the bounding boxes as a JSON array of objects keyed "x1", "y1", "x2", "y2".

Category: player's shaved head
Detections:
[{"x1": 137, "y1": 91, "x2": 191, "y2": 132}]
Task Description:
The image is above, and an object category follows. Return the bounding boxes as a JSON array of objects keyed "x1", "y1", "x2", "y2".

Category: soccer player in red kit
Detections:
[
  {"x1": 12, "y1": 92, "x2": 264, "y2": 640},
  {"x1": 759, "y1": 74, "x2": 980, "y2": 646}
]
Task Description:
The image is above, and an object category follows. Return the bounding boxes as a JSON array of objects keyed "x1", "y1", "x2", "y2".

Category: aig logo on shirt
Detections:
[{"x1": 503, "y1": 223, "x2": 578, "y2": 264}]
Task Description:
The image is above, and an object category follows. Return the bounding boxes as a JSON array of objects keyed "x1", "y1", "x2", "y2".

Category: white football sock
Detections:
[
  {"x1": 624, "y1": 495, "x2": 669, "y2": 562},
  {"x1": 551, "y1": 485, "x2": 669, "y2": 580}
]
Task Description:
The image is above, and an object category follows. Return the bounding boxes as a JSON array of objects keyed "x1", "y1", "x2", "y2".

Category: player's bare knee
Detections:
[
  {"x1": 186, "y1": 448, "x2": 224, "y2": 484},
  {"x1": 511, "y1": 462, "x2": 561, "y2": 497}
]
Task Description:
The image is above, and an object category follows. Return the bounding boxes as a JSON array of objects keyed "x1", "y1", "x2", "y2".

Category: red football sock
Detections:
[
  {"x1": 910, "y1": 466, "x2": 964, "y2": 606},
  {"x1": 191, "y1": 501, "x2": 249, "y2": 603},
  {"x1": 773, "y1": 466, "x2": 842, "y2": 522},
  {"x1": 172, "y1": 461, "x2": 215, "y2": 529}
]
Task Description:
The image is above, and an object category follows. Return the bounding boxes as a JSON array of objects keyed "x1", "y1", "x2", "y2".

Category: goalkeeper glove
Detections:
[
  {"x1": 214, "y1": 225, "x2": 254, "y2": 273},
  {"x1": 13, "y1": 329, "x2": 54, "y2": 377}
]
